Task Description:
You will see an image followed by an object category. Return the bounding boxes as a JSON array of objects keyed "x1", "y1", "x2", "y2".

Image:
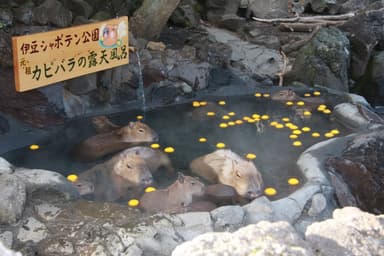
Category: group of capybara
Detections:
[{"x1": 70, "y1": 111, "x2": 265, "y2": 214}]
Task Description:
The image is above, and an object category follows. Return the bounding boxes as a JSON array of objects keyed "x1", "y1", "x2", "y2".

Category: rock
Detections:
[
  {"x1": 90, "y1": 10, "x2": 112, "y2": 21},
  {"x1": 371, "y1": 51, "x2": 384, "y2": 105},
  {"x1": 14, "y1": 168, "x2": 79, "y2": 200},
  {"x1": 0, "y1": 174, "x2": 26, "y2": 224},
  {"x1": 17, "y1": 217, "x2": 48, "y2": 243},
  {"x1": 306, "y1": 207, "x2": 384, "y2": 256},
  {"x1": 0, "y1": 8, "x2": 13, "y2": 26},
  {"x1": 325, "y1": 129, "x2": 384, "y2": 214},
  {"x1": 205, "y1": 0, "x2": 241, "y2": 25},
  {"x1": 14, "y1": 1, "x2": 34, "y2": 25},
  {"x1": 204, "y1": 25, "x2": 282, "y2": 80},
  {"x1": 0, "y1": 241, "x2": 21, "y2": 256},
  {"x1": 175, "y1": 212, "x2": 213, "y2": 241},
  {"x1": 340, "y1": 0, "x2": 370, "y2": 13},
  {"x1": 0, "y1": 30, "x2": 12, "y2": 67},
  {"x1": 64, "y1": 73, "x2": 97, "y2": 95},
  {"x1": 38, "y1": 83, "x2": 65, "y2": 113},
  {"x1": 211, "y1": 205, "x2": 245, "y2": 231},
  {"x1": 288, "y1": 27, "x2": 350, "y2": 92},
  {"x1": 307, "y1": 193, "x2": 327, "y2": 217},
  {"x1": 305, "y1": 0, "x2": 340, "y2": 14},
  {"x1": 35, "y1": 203, "x2": 62, "y2": 221},
  {"x1": 131, "y1": 0, "x2": 181, "y2": 40},
  {"x1": 247, "y1": 0, "x2": 289, "y2": 18},
  {"x1": 243, "y1": 196, "x2": 275, "y2": 224},
  {"x1": 339, "y1": 6, "x2": 384, "y2": 80},
  {"x1": 0, "y1": 231, "x2": 13, "y2": 250},
  {"x1": 67, "y1": 0, "x2": 93, "y2": 19},
  {"x1": 168, "y1": 62, "x2": 210, "y2": 90},
  {"x1": 62, "y1": 88, "x2": 87, "y2": 118},
  {"x1": 147, "y1": 41, "x2": 166, "y2": 51},
  {"x1": 33, "y1": 0, "x2": 73, "y2": 27},
  {"x1": 172, "y1": 221, "x2": 314, "y2": 255},
  {"x1": 38, "y1": 238, "x2": 74, "y2": 256},
  {"x1": 170, "y1": 0, "x2": 200, "y2": 28},
  {"x1": 0, "y1": 158, "x2": 13, "y2": 174}
]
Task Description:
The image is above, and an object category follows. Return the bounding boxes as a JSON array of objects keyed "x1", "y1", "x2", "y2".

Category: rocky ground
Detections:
[{"x1": 1, "y1": 0, "x2": 384, "y2": 255}]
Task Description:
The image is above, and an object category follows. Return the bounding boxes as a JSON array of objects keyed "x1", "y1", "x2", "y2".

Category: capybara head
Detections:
[
  {"x1": 224, "y1": 159, "x2": 264, "y2": 200},
  {"x1": 112, "y1": 151, "x2": 153, "y2": 187},
  {"x1": 176, "y1": 172, "x2": 205, "y2": 198},
  {"x1": 115, "y1": 121, "x2": 158, "y2": 143},
  {"x1": 271, "y1": 89, "x2": 296, "y2": 101}
]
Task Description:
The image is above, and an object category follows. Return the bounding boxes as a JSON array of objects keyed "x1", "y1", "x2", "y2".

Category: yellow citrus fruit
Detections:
[
  {"x1": 324, "y1": 132, "x2": 334, "y2": 138},
  {"x1": 288, "y1": 178, "x2": 300, "y2": 185},
  {"x1": 192, "y1": 101, "x2": 200, "y2": 107},
  {"x1": 150, "y1": 143, "x2": 160, "y2": 149},
  {"x1": 282, "y1": 117, "x2": 290, "y2": 122},
  {"x1": 128, "y1": 199, "x2": 140, "y2": 207},
  {"x1": 222, "y1": 115, "x2": 230, "y2": 120},
  {"x1": 275, "y1": 124, "x2": 284, "y2": 129},
  {"x1": 243, "y1": 116, "x2": 250, "y2": 121},
  {"x1": 313, "y1": 91, "x2": 321, "y2": 96},
  {"x1": 269, "y1": 121, "x2": 277, "y2": 126},
  {"x1": 252, "y1": 114, "x2": 260, "y2": 119},
  {"x1": 218, "y1": 100, "x2": 226, "y2": 105},
  {"x1": 261, "y1": 115, "x2": 269, "y2": 120},
  {"x1": 199, "y1": 137, "x2": 207, "y2": 143},
  {"x1": 246, "y1": 153, "x2": 256, "y2": 160},
  {"x1": 311, "y1": 132, "x2": 321, "y2": 138},
  {"x1": 247, "y1": 118, "x2": 256, "y2": 123},
  {"x1": 264, "y1": 187, "x2": 277, "y2": 196},
  {"x1": 286, "y1": 101, "x2": 294, "y2": 106},
  {"x1": 216, "y1": 142, "x2": 226, "y2": 149},
  {"x1": 323, "y1": 109, "x2": 332, "y2": 114},
  {"x1": 235, "y1": 120, "x2": 243, "y2": 125},
  {"x1": 293, "y1": 141, "x2": 302, "y2": 147},
  {"x1": 254, "y1": 93, "x2": 262, "y2": 97},
  {"x1": 293, "y1": 130, "x2": 302, "y2": 135},
  {"x1": 219, "y1": 123, "x2": 228, "y2": 128},
  {"x1": 302, "y1": 127, "x2": 311, "y2": 132},
  {"x1": 263, "y1": 93, "x2": 270, "y2": 98},
  {"x1": 29, "y1": 144, "x2": 40, "y2": 150},
  {"x1": 228, "y1": 112, "x2": 236, "y2": 116},
  {"x1": 206, "y1": 112, "x2": 215, "y2": 116},
  {"x1": 289, "y1": 134, "x2": 298, "y2": 139},
  {"x1": 228, "y1": 121, "x2": 235, "y2": 126},
  {"x1": 136, "y1": 115, "x2": 144, "y2": 120},
  {"x1": 331, "y1": 129, "x2": 340, "y2": 135},
  {"x1": 304, "y1": 93, "x2": 311, "y2": 97},
  {"x1": 289, "y1": 125, "x2": 298, "y2": 130},
  {"x1": 317, "y1": 105, "x2": 327, "y2": 111},
  {"x1": 145, "y1": 187, "x2": 156, "y2": 193},
  {"x1": 303, "y1": 111, "x2": 312, "y2": 116},
  {"x1": 297, "y1": 101, "x2": 305, "y2": 106},
  {"x1": 164, "y1": 147, "x2": 175, "y2": 153},
  {"x1": 67, "y1": 174, "x2": 78, "y2": 182},
  {"x1": 199, "y1": 101, "x2": 207, "y2": 106}
]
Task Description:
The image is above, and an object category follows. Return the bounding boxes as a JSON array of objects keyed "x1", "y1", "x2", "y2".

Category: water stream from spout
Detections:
[{"x1": 135, "y1": 50, "x2": 146, "y2": 112}]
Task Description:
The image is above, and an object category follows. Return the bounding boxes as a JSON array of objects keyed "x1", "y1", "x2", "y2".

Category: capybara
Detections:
[
  {"x1": 119, "y1": 146, "x2": 174, "y2": 174},
  {"x1": 204, "y1": 184, "x2": 239, "y2": 205},
  {"x1": 71, "y1": 180, "x2": 94, "y2": 196},
  {"x1": 92, "y1": 115, "x2": 121, "y2": 133},
  {"x1": 139, "y1": 173, "x2": 205, "y2": 214},
  {"x1": 77, "y1": 150, "x2": 154, "y2": 202},
  {"x1": 72, "y1": 121, "x2": 159, "y2": 162},
  {"x1": 271, "y1": 89, "x2": 325, "y2": 105},
  {"x1": 190, "y1": 149, "x2": 264, "y2": 200}
]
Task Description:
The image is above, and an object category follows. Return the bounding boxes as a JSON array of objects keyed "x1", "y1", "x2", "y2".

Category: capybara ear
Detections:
[
  {"x1": 288, "y1": 89, "x2": 294, "y2": 96},
  {"x1": 115, "y1": 127, "x2": 124, "y2": 136},
  {"x1": 129, "y1": 121, "x2": 135, "y2": 128},
  {"x1": 177, "y1": 172, "x2": 185, "y2": 183}
]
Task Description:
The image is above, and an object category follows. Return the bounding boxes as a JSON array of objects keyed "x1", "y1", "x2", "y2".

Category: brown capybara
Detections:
[
  {"x1": 204, "y1": 184, "x2": 239, "y2": 205},
  {"x1": 91, "y1": 115, "x2": 121, "y2": 133},
  {"x1": 119, "y1": 146, "x2": 174, "y2": 174},
  {"x1": 271, "y1": 89, "x2": 325, "y2": 106},
  {"x1": 139, "y1": 173, "x2": 205, "y2": 214},
  {"x1": 190, "y1": 149, "x2": 264, "y2": 200},
  {"x1": 72, "y1": 121, "x2": 159, "y2": 162},
  {"x1": 71, "y1": 180, "x2": 94, "y2": 196},
  {"x1": 77, "y1": 150, "x2": 154, "y2": 202}
]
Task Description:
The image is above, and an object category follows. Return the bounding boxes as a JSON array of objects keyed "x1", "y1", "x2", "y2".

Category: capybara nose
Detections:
[{"x1": 141, "y1": 177, "x2": 154, "y2": 186}]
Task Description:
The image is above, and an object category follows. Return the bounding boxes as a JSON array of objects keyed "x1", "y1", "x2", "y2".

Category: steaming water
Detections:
[
  {"x1": 1, "y1": 94, "x2": 348, "y2": 201},
  {"x1": 135, "y1": 50, "x2": 146, "y2": 111}
]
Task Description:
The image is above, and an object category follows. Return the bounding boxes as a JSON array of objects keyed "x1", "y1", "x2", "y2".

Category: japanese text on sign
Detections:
[{"x1": 12, "y1": 16, "x2": 129, "y2": 92}]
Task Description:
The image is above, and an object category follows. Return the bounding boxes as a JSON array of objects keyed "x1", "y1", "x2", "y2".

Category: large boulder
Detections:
[
  {"x1": 130, "y1": 0, "x2": 181, "y2": 40},
  {"x1": 370, "y1": 51, "x2": 384, "y2": 105},
  {"x1": 306, "y1": 207, "x2": 384, "y2": 256},
  {"x1": 0, "y1": 30, "x2": 12, "y2": 67},
  {"x1": 32, "y1": 0, "x2": 73, "y2": 27},
  {"x1": 247, "y1": 0, "x2": 289, "y2": 18},
  {"x1": 0, "y1": 174, "x2": 26, "y2": 224},
  {"x1": 288, "y1": 27, "x2": 350, "y2": 92},
  {"x1": 325, "y1": 128, "x2": 384, "y2": 214}
]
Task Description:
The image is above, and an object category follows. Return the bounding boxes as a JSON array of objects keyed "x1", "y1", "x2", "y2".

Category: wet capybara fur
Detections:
[
  {"x1": 77, "y1": 150, "x2": 153, "y2": 202},
  {"x1": 92, "y1": 115, "x2": 121, "y2": 133},
  {"x1": 139, "y1": 173, "x2": 205, "y2": 214},
  {"x1": 190, "y1": 149, "x2": 264, "y2": 200},
  {"x1": 72, "y1": 121, "x2": 159, "y2": 162}
]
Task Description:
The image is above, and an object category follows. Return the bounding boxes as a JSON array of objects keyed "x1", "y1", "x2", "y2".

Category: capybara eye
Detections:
[
  {"x1": 127, "y1": 164, "x2": 132, "y2": 169},
  {"x1": 236, "y1": 171, "x2": 242, "y2": 178},
  {"x1": 191, "y1": 182, "x2": 195, "y2": 186},
  {"x1": 138, "y1": 128, "x2": 145, "y2": 133}
]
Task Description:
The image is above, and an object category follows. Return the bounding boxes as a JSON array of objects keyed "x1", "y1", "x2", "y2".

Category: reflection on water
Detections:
[{"x1": 1, "y1": 93, "x2": 348, "y2": 200}]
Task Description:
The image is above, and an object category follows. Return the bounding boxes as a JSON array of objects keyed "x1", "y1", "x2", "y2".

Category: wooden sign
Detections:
[{"x1": 12, "y1": 16, "x2": 129, "y2": 92}]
